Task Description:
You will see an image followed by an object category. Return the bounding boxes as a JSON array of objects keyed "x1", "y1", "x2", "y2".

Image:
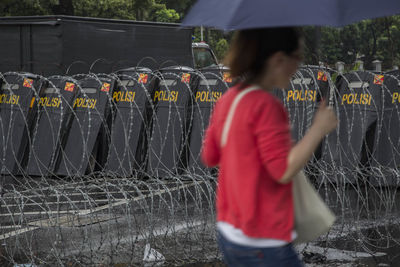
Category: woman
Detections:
[{"x1": 201, "y1": 28, "x2": 338, "y2": 266}]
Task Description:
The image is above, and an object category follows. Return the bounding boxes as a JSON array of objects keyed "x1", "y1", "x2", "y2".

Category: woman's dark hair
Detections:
[{"x1": 224, "y1": 27, "x2": 302, "y2": 84}]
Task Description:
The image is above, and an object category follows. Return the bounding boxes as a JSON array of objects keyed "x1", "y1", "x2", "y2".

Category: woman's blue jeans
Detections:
[{"x1": 217, "y1": 230, "x2": 303, "y2": 267}]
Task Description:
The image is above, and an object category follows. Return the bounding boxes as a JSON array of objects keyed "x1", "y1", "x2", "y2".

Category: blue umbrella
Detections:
[{"x1": 182, "y1": 0, "x2": 400, "y2": 30}]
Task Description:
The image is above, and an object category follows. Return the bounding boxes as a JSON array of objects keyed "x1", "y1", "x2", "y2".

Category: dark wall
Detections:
[
  {"x1": 0, "y1": 25, "x2": 27, "y2": 73},
  {"x1": 32, "y1": 24, "x2": 64, "y2": 74},
  {"x1": 0, "y1": 16, "x2": 194, "y2": 76}
]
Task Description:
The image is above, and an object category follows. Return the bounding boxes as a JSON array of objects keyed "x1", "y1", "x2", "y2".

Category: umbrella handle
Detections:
[{"x1": 326, "y1": 72, "x2": 335, "y2": 107}]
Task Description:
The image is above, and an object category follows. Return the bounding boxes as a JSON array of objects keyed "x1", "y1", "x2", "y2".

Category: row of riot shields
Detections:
[
  {"x1": 0, "y1": 66, "x2": 233, "y2": 179},
  {"x1": 323, "y1": 70, "x2": 400, "y2": 185},
  {"x1": 0, "y1": 73, "x2": 116, "y2": 178},
  {"x1": 274, "y1": 67, "x2": 400, "y2": 185},
  {"x1": 142, "y1": 66, "x2": 232, "y2": 177},
  {"x1": 1, "y1": 66, "x2": 399, "y2": 183}
]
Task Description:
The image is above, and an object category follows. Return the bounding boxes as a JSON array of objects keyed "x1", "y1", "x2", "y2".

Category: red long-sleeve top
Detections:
[{"x1": 202, "y1": 84, "x2": 294, "y2": 242}]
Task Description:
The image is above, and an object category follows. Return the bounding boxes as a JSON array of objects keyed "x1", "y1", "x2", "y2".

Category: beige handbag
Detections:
[
  {"x1": 292, "y1": 170, "x2": 335, "y2": 243},
  {"x1": 221, "y1": 85, "x2": 336, "y2": 244}
]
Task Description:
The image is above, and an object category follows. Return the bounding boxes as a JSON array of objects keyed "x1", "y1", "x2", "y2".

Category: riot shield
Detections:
[
  {"x1": 370, "y1": 73, "x2": 400, "y2": 185},
  {"x1": 282, "y1": 67, "x2": 330, "y2": 143},
  {"x1": 26, "y1": 77, "x2": 78, "y2": 176},
  {"x1": 0, "y1": 73, "x2": 41, "y2": 175},
  {"x1": 322, "y1": 71, "x2": 382, "y2": 183},
  {"x1": 104, "y1": 68, "x2": 154, "y2": 177},
  {"x1": 146, "y1": 66, "x2": 196, "y2": 178},
  {"x1": 55, "y1": 75, "x2": 114, "y2": 176},
  {"x1": 185, "y1": 66, "x2": 231, "y2": 176}
]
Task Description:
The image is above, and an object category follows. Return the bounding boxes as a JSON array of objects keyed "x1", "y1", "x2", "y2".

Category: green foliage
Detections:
[
  {"x1": 0, "y1": 0, "x2": 48, "y2": 16},
  {"x1": 153, "y1": 8, "x2": 180, "y2": 23},
  {"x1": 319, "y1": 27, "x2": 341, "y2": 64},
  {"x1": 74, "y1": 0, "x2": 135, "y2": 19},
  {"x1": 302, "y1": 27, "x2": 321, "y2": 65},
  {"x1": 215, "y1": 38, "x2": 229, "y2": 61},
  {"x1": 0, "y1": 0, "x2": 183, "y2": 22},
  {"x1": 305, "y1": 15, "x2": 400, "y2": 70},
  {"x1": 330, "y1": 72, "x2": 338, "y2": 83},
  {"x1": 352, "y1": 61, "x2": 361, "y2": 71},
  {"x1": 155, "y1": 0, "x2": 196, "y2": 18}
]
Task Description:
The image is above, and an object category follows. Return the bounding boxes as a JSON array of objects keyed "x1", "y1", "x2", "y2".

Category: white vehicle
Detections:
[{"x1": 192, "y1": 42, "x2": 218, "y2": 69}]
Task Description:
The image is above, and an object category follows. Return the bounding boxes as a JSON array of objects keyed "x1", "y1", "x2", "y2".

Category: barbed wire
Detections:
[{"x1": 0, "y1": 63, "x2": 399, "y2": 266}]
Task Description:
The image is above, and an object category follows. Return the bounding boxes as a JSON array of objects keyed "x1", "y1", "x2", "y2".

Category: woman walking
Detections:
[{"x1": 201, "y1": 27, "x2": 338, "y2": 266}]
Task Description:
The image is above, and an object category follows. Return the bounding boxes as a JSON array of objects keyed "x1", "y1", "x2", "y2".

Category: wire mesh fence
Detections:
[{"x1": 0, "y1": 64, "x2": 399, "y2": 266}]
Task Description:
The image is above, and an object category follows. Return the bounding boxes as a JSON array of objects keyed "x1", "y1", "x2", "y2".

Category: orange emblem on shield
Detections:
[
  {"x1": 373, "y1": 75, "x2": 384, "y2": 85},
  {"x1": 223, "y1": 72, "x2": 232, "y2": 83},
  {"x1": 23, "y1": 78, "x2": 33, "y2": 88},
  {"x1": 317, "y1": 71, "x2": 327, "y2": 81},
  {"x1": 138, "y1": 73, "x2": 149, "y2": 84},
  {"x1": 64, "y1": 82, "x2": 75, "y2": 92},
  {"x1": 181, "y1": 73, "x2": 191, "y2": 84},
  {"x1": 101, "y1": 82, "x2": 110, "y2": 92}
]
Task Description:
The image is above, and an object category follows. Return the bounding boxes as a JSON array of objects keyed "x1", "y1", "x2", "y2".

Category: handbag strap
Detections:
[{"x1": 221, "y1": 85, "x2": 259, "y2": 147}]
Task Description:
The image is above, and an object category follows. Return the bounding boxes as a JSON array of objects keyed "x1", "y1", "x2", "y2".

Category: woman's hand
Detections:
[
  {"x1": 312, "y1": 100, "x2": 338, "y2": 137},
  {"x1": 278, "y1": 100, "x2": 338, "y2": 184}
]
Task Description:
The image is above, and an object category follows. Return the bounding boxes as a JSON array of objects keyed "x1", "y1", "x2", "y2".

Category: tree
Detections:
[
  {"x1": 215, "y1": 38, "x2": 229, "y2": 61},
  {"x1": 132, "y1": 0, "x2": 157, "y2": 21},
  {"x1": 155, "y1": 0, "x2": 196, "y2": 19},
  {"x1": 319, "y1": 27, "x2": 341, "y2": 64},
  {"x1": 302, "y1": 27, "x2": 321, "y2": 65},
  {"x1": 73, "y1": 0, "x2": 135, "y2": 20},
  {"x1": 303, "y1": 16, "x2": 400, "y2": 70},
  {"x1": 0, "y1": 0, "x2": 183, "y2": 22},
  {"x1": 153, "y1": 8, "x2": 180, "y2": 23},
  {"x1": 0, "y1": 0, "x2": 48, "y2": 16},
  {"x1": 53, "y1": 0, "x2": 74, "y2": 15}
]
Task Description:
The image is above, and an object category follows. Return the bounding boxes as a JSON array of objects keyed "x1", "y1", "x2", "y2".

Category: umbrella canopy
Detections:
[{"x1": 182, "y1": 0, "x2": 400, "y2": 30}]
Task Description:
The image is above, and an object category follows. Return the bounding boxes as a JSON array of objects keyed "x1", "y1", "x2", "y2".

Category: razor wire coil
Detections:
[{"x1": 0, "y1": 64, "x2": 400, "y2": 266}]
